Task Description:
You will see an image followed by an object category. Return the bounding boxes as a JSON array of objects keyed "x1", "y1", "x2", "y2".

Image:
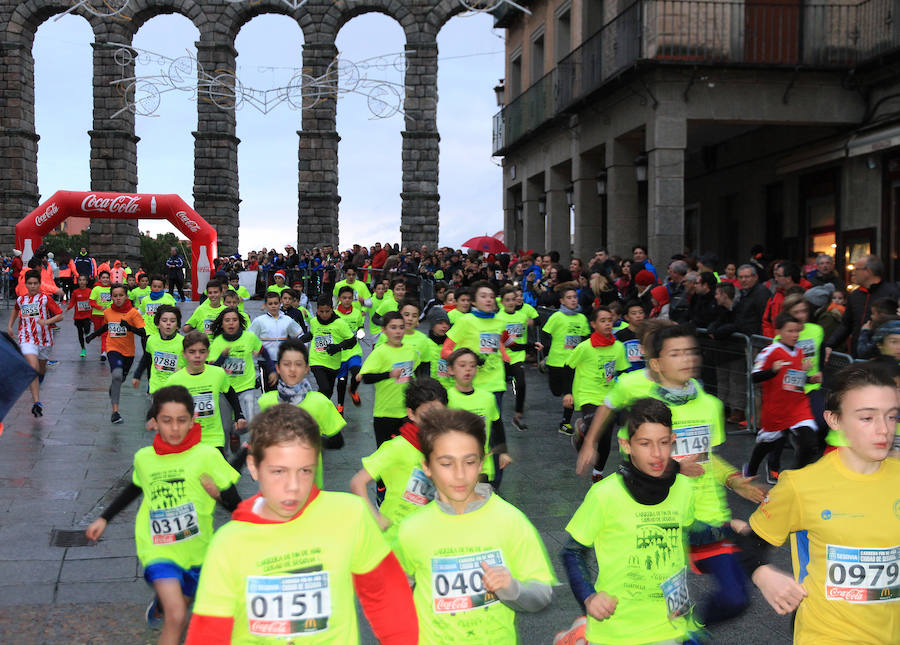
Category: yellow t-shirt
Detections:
[{"x1": 749, "y1": 450, "x2": 900, "y2": 644}]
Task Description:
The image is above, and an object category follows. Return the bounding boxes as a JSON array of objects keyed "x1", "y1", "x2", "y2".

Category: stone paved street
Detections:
[{"x1": 0, "y1": 302, "x2": 793, "y2": 644}]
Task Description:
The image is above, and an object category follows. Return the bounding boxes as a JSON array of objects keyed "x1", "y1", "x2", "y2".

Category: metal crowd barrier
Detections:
[{"x1": 696, "y1": 330, "x2": 756, "y2": 434}]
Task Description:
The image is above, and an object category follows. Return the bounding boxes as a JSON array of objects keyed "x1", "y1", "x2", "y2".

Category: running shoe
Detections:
[
  {"x1": 111, "y1": 411, "x2": 123, "y2": 424},
  {"x1": 512, "y1": 415, "x2": 528, "y2": 431},
  {"x1": 350, "y1": 391, "x2": 361, "y2": 406},
  {"x1": 766, "y1": 470, "x2": 779, "y2": 485},
  {"x1": 79, "y1": 349, "x2": 86, "y2": 358},
  {"x1": 46, "y1": 360, "x2": 59, "y2": 367},
  {"x1": 31, "y1": 402, "x2": 43, "y2": 417},
  {"x1": 336, "y1": 404, "x2": 344, "y2": 417},
  {"x1": 741, "y1": 463, "x2": 751, "y2": 479},
  {"x1": 145, "y1": 596, "x2": 164, "y2": 629},
  {"x1": 558, "y1": 422, "x2": 574, "y2": 436},
  {"x1": 100, "y1": 353, "x2": 107, "y2": 362},
  {"x1": 591, "y1": 471, "x2": 604, "y2": 484}
]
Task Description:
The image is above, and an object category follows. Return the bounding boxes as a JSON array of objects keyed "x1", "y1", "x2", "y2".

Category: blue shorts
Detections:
[
  {"x1": 337, "y1": 354, "x2": 362, "y2": 378},
  {"x1": 143, "y1": 561, "x2": 202, "y2": 597}
]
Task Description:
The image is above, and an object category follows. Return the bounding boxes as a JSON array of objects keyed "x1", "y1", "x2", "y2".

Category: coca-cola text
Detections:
[
  {"x1": 34, "y1": 202, "x2": 59, "y2": 227},
  {"x1": 81, "y1": 194, "x2": 142, "y2": 215}
]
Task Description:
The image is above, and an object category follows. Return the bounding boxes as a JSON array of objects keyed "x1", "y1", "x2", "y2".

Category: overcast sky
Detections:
[{"x1": 32, "y1": 9, "x2": 503, "y2": 254}]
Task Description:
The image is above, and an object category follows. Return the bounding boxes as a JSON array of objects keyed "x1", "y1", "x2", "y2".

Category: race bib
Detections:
[
  {"x1": 393, "y1": 361, "x2": 414, "y2": 384},
  {"x1": 20, "y1": 303, "x2": 40, "y2": 317},
  {"x1": 603, "y1": 360, "x2": 617, "y2": 383},
  {"x1": 202, "y1": 319, "x2": 214, "y2": 334},
  {"x1": 783, "y1": 369, "x2": 806, "y2": 392},
  {"x1": 314, "y1": 334, "x2": 333, "y2": 353},
  {"x1": 672, "y1": 425, "x2": 711, "y2": 463},
  {"x1": 661, "y1": 567, "x2": 691, "y2": 619},
  {"x1": 893, "y1": 433, "x2": 900, "y2": 451},
  {"x1": 149, "y1": 502, "x2": 199, "y2": 544},
  {"x1": 402, "y1": 467, "x2": 435, "y2": 506},
  {"x1": 99, "y1": 292, "x2": 111, "y2": 303},
  {"x1": 144, "y1": 302, "x2": 160, "y2": 316},
  {"x1": 825, "y1": 544, "x2": 900, "y2": 603},
  {"x1": 76, "y1": 300, "x2": 91, "y2": 312},
  {"x1": 193, "y1": 392, "x2": 215, "y2": 418},
  {"x1": 564, "y1": 334, "x2": 581, "y2": 350},
  {"x1": 479, "y1": 332, "x2": 500, "y2": 354},
  {"x1": 246, "y1": 572, "x2": 331, "y2": 637},
  {"x1": 108, "y1": 322, "x2": 126, "y2": 338},
  {"x1": 222, "y1": 356, "x2": 246, "y2": 375},
  {"x1": 153, "y1": 351, "x2": 178, "y2": 372},
  {"x1": 505, "y1": 323, "x2": 524, "y2": 339},
  {"x1": 432, "y1": 550, "x2": 503, "y2": 613},
  {"x1": 625, "y1": 340, "x2": 643, "y2": 363},
  {"x1": 437, "y1": 358, "x2": 450, "y2": 379},
  {"x1": 796, "y1": 339, "x2": 816, "y2": 358}
]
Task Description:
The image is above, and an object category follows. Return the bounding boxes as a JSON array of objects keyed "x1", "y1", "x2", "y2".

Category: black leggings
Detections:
[
  {"x1": 548, "y1": 366, "x2": 575, "y2": 423},
  {"x1": 748, "y1": 425, "x2": 818, "y2": 475},
  {"x1": 74, "y1": 318, "x2": 92, "y2": 349},
  {"x1": 504, "y1": 362, "x2": 526, "y2": 414},
  {"x1": 373, "y1": 416, "x2": 405, "y2": 448},
  {"x1": 336, "y1": 365, "x2": 361, "y2": 407},
  {"x1": 311, "y1": 366, "x2": 338, "y2": 400}
]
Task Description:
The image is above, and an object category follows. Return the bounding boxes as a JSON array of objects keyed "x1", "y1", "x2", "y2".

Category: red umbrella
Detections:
[{"x1": 461, "y1": 235, "x2": 509, "y2": 254}]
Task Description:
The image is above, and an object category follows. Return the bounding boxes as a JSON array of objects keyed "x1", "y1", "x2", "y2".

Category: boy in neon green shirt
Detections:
[
  {"x1": 302, "y1": 293, "x2": 355, "y2": 405},
  {"x1": 132, "y1": 305, "x2": 185, "y2": 394},
  {"x1": 184, "y1": 278, "x2": 226, "y2": 336},
  {"x1": 139, "y1": 275, "x2": 178, "y2": 337},
  {"x1": 335, "y1": 286, "x2": 365, "y2": 413},
  {"x1": 496, "y1": 286, "x2": 538, "y2": 430},
  {"x1": 129, "y1": 272, "x2": 151, "y2": 307}
]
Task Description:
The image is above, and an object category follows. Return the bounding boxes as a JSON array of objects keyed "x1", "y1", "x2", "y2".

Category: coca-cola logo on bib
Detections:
[
  {"x1": 34, "y1": 202, "x2": 59, "y2": 227},
  {"x1": 81, "y1": 194, "x2": 141, "y2": 215},
  {"x1": 175, "y1": 210, "x2": 201, "y2": 233}
]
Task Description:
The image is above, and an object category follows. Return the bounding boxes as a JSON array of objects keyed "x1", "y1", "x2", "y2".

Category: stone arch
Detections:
[
  {"x1": 220, "y1": 1, "x2": 308, "y2": 45},
  {"x1": 123, "y1": 0, "x2": 207, "y2": 38},
  {"x1": 6, "y1": 0, "x2": 97, "y2": 47},
  {"x1": 325, "y1": 1, "x2": 415, "y2": 44}
]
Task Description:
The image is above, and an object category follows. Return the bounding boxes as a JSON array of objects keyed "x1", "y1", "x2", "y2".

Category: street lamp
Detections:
[
  {"x1": 493, "y1": 79, "x2": 505, "y2": 107},
  {"x1": 515, "y1": 203, "x2": 523, "y2": 221},
  {"x1": 634, "y1": 153, "x2": 648, "y2": 183},
  {"x1": 596, "y1": 170, "x2": 607, "y2": 195},
  {"x1": 565, "y1": 184, "x2": 574, "y2": 208},
  {"x1": 538, "y1": 196, "x2": 546, "y2": 216}
]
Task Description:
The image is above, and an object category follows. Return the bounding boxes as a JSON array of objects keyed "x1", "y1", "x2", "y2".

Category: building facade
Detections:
[{"x1": 493, "y1": 0, "x2": 900, "y2": 281}]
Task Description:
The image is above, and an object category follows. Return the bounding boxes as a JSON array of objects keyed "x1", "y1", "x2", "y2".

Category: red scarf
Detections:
[
  {"x1": 153, "y1": 422, "x2": 202, "y2": 455},
  {"x1": 111, "y1": 299, "x2": 133, "y2": 314},
  {"x1": 232, "y1": 488, "x2": 321, "y2": 524},
  {"x1": 443, "y1": 304, "x2": 457, "y2": 312},
  {"x1": 399, "y1": 421, "x2": 422, "y2": 452},
  {"x1": 590, "y1": 331, "x2": 615, "y2": 347},
  {"x1": 337, "y1": 303, "x2": 353, "y2": 315}
]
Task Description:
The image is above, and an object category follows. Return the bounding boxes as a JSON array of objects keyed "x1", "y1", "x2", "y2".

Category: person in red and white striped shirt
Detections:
[{"x1": 7, "y1": 269, "x2": 63, "y2": 417}]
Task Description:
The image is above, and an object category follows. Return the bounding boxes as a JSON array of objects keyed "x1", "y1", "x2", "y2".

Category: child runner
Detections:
[
  {"x1": 447, "y1": 287, "x2": 471, "y2": 325},
  {"x1": 133, "y1": 305, "x2": 185, "y2": 395},
  {"x1": 614, "y1": 299, "x2": 647, "y2": 372},
  {"x1": 89, "y1": 269, "x2": 112, "y2": 361},
  {"x1": 280, "y1": 288, "x2": 310, "y2": 331},
  {"x1": 222, "y1": 289, "x2": 251, "y2": 328},
  {"x1": 226, "y1": 272, "x2": 251, "y2": 307},
  {"x1": 540, "y1": 282, "x2": 590, "y2": 435},
  {"x1": 140, "y1": 275, "x2": 178, "y2": 338},
  {"x1": 350, "y1": 377, "x2": 447, "y2": 542},
  {"x1": 209, "y1": 307, "x2": 262, "y2": 451},
  {"x1": 496, "y1": 285, "x2": 539, "y2": 430},
  {"x1": 371, "y1": 278, "x2": 405, "y2": 328},
  {"x1": 68, "y1": 273, "x2": 93, "y2": 359},
  {"x1": 442, "y1": 281, "x2": 510, "y2": 418},
  {"x1": 86, "y1": 283, "x2": 147, "y2": 424},
  {"x1": 250, "y1": 291, "x2": 305, "y2": 389},
  {"x1": 378, "y1": 299, "x2": 431, "y2": 376},
  {"x1": 748, "y1": 312, "x2": 820, "y2": 482},
  {"x1": 335, "y1": 285, "x2": 365, "y2": 412},
  {"x1": 368, "y1": 280, "x2": 389, "y2": 337},
  {"x1": 445, "y1": 348, "x2": 508, "y2": 490},
  {"x1": 301, "y1": 294, "x2": 356, "y2": 404},
  {"x1": 333, "y1": 265, "x2": 372, "y2": 311},
  {"x1": 426, "y1": 308, "x2": 453, "y2": 389},
  {"x1": 184, "y1": 403, "x2": 418, "y2": 645},
  {"x1": 85, "y1": 385, "x2": 241, "y2": 645},
  {"x1": 184, "y1": 278, "x2": 225, "y2": 336},
  {"x1": 563, "y1": 398, "x2": 697, "y2": 645},
  {"x1": 567, "y1": 306, "x2": 629, "y2": 450},
  {"x1": 739, "y1": 362, "x2": 900, "y2": 644},
  {"x1": 264, "y1": 269, "x2": 289, "y2": 299},
  {"x1": 129, "y1": 272, "x2": 151, "y2": 308},
  {"x1": 779, "y1": 293, "x2": 826, "y2": 437},
  {"x1": 7, "y1": 269, "x2": 63, "y2": 417},
  {"x1": 167, "y1": 331, "x2": 246, "y2": 452},
  {"x1": 393, "y1": 407, "x2": 555, "y2": 644}
]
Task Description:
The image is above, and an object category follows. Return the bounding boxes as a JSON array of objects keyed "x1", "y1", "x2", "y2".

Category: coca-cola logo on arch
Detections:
[
  {"x1": 81, "y1": 194, "x2": 141, "y2": 215},
  {"x1": 175, "y1": 210, "x2": 201, "y2": 233},
  {"x1": 34, "y1": 202, "x2": 59, "y2": 227}
]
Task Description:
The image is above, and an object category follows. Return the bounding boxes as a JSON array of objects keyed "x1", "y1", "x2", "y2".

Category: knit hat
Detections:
[
  {"x1": 47, "y1": 252, "x2": 54, "y2": 259},
  {"x1": 634, "y1": 270, "x2": 656, "y2": 287},
  {"x1": 650, "y1": 284, "x2": 670, "y2": 306},
  {"x1": 873, "y1": 319, "x2": 900, "y2": 345},
  {"x1": 12, "y1": 249, "x2": 21, "y2": 257},
  {"x1": 427, "y1": 307, "x2": 451, "y2": 326}
]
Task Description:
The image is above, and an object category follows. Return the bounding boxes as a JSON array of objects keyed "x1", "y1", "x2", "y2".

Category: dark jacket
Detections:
[
  {"x1": 733, "y1": 281, "x2": 769, "y2": 336},
  {"x1": 806, "y1": 269, "x2": 843, "y2": 291},
  {"x1": 707, "y1": 304, "x2": 738, "y2": 340},
  {"x1": 688, "y1": 291, "x2": 717, "y2": 329},
  {"x1": 826, "y1": 280, "x2": 900, "y2": 357}
]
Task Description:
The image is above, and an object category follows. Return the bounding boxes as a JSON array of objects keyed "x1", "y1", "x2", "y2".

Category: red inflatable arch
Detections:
[{"x1": 15, "y1": 191, "x2": 217, "y2": 300}]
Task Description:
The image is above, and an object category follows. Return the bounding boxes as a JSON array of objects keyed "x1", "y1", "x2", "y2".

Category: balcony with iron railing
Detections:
[{"x1": 493, "y1": 0, "x2": 900, "y2": 155}]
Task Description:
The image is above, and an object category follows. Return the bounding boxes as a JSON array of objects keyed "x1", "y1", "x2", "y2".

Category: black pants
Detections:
[
  {"x1": 373, "y1": 417, "x2": 405, "y2": 448},
  {"x1": 168, "y1": 273, "x2": 185, "y2": 300},
  {"x1": 74, "y1": 318, "x2": 92, "y2": 349},
  {"x1": 59, "y1": 277, "x2": 74, "y2": 300},
  {"x1": 504, "y1": 362, "x2": 526, "y2": 414},
  {"x1": 748, "y1": 425, "x2": 818, "y2": 475},
  {"x1": 336, "y1": 365, "x2": 360, "y2": 406},
  {"x1": 311, "y1": 366, "x2": 338, "y2": 400}
]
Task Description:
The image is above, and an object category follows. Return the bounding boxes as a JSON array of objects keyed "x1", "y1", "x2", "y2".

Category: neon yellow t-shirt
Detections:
[
  {"x1": 359, "y1": 344, "x2": 419, "y2": 418},
  {"x1": 446, "y1": 312, "x2": 507, "y2": 393},
  {"x1": 447, "y1": 307, "x2": 468, "y2": 326},
  {"x1": 336, "y1": 308, "x2": 365, "y2": 360},
  {"x1": 749, "y1": 451, "x2": 900, "y2": 645},
  {"x1": 566, "y1": 473, "x2": 695, "y2": 645},
  {"x1": 144, "y1": 333, "x2": 186, "y2": 393},
  {"x1": 495, "y1": 306, "x2": 538, "y2": 365},
  {"x1": 266, "y1": 283, "x2": 288, "y2": 295},
  {"x1": 566, "y1": 338, "x2": 629, "y2": 409},
  {"x1": 334, "y1": 279, "x2": 372, "y2": 311},
  {"x1": 428, "y1": 337, "x2": 454, "y2": 389},
  {"x1": 394, "y1": 491, "x2": 556, "y2": 645},
  {"x1": 368, "y1": 295, "x2": 389, "y2": 334},
  {"x1": 209, "y1": 331, "x2": 262, "y2": 393},
  {"x1": 192, "y1": 492, "x2": 391, "y2": 644},
  {"x1": 376, "y1": 329, "x2": 431, "y2": 365},
  {"x1": 446, "y1": 387, "x2": 501, "y2": 480},
  {"x1": 166, "y1": 366, "x2": 231, "y2": 447},
  {"x1": 309, "y1": 316, "x2": 353, "y2": 371},
  {"x1": 361, "y1": 435, "x2": 432, "y2": 543},
  {"x1": 139, "y1": 292, "x2": 178, "y2": 336},
  {"x1": 132, "y1": 442, "x2": 240, "y2": 569},
  {"x1": 129, "y1": 285, "x2": 150, "y2": 306},
  {"x1": 89, "y1": 285, "x2": 111, "y2": 316},
  {"x1": 542, "y1": 310, "x2": 590, "y2": 367},
  {"x1": 187, "y1": 301, "x2": 226, "y2": 335}
]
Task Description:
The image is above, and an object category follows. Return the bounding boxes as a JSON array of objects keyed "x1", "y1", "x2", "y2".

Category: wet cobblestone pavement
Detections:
[{"x1": 0, "y1": 302, "x2": 792, "y2": 644}]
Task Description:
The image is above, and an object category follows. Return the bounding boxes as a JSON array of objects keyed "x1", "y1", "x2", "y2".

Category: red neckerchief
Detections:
[
  {"x1": 399, "y1": 421, "x2": 421, "y2": 452},
  {"x1": 231, "y1": 487, "x2": 321, "y2": 524},
  {"x1": 153, "y1": 422, "x2": 202, "y2": 455},
  {"x1": 337, "y1": 303, "x2": 353, "y2": 315},
  {"x1": 443, "y1": 304, "x2": 457, "y2": 312},
  {"x1": 110, "y1": 299, "x2": 133, "y2": 314},
  {"x1": 590, "y1": 331, "x2": 615, "y2": 347}
]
